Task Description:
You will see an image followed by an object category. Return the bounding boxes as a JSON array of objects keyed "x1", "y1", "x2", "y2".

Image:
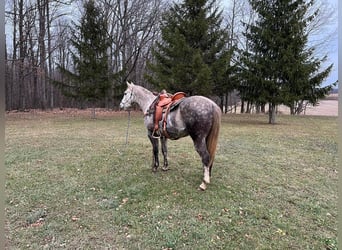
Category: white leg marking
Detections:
[
  {"x1": 199, "y1": 166, "x2": 210, "y2": 191},
  {"x1": 199, "y1": 181, "x2": 207, "y2": 191},
  {"x1": 203, "y1": 166, "x2": 210, "y2": 184}
]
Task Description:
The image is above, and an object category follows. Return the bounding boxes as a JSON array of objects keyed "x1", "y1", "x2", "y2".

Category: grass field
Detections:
[{"x1": 5, "y1": 111, "x2": 338, "y2": 249}]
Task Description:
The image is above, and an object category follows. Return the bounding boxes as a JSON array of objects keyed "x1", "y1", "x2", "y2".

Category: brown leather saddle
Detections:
[{"x1": 148, "y1": 92, "x2": 186, "y2": 138}]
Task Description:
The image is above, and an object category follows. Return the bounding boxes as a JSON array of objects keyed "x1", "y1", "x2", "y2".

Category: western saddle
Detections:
[{"x1": 148, "y1": 90, "x2": 186, "y2": 138}]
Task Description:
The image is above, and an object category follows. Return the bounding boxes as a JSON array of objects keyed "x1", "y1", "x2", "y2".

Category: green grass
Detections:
[{"x1": 5, "y1": 112, "x2": 337, "y2": 249}]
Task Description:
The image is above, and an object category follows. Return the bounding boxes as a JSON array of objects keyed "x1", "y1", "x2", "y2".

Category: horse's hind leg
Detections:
[
  {"x1": 192, "y1": 136, "x2": 211, "y2": 190},
  {"x1": 148, "y1": 132, "x2": 159, "y2": 172},
  {"x1": 161, "y1": 136, "x2": 169, "y2": 171}
]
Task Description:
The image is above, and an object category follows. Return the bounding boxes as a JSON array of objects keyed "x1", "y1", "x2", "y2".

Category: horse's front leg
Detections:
[
  {"x1": 148, "y1": 131, "x2": 159, "y2": 172},
  {"x1": 161, "y1": 136, "x2": 169, "y2": 171}
]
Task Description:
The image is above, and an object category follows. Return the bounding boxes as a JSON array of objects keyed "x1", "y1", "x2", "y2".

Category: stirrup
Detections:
[{"x1": 152, "y1": 129, "x2": 161, "y2": 138}]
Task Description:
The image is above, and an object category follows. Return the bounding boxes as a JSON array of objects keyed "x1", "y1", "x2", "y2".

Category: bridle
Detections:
[
  {"x1": 122, "y1": 89, "x2": 134, "y2": 145},
  {"x1": 121, "y1": 89, "x2": 134, "y2": 108}
]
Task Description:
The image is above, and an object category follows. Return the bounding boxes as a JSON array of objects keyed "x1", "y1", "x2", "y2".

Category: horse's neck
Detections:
[{"x1": 134, "y1": 88, "x2": 155, "y2": 113}]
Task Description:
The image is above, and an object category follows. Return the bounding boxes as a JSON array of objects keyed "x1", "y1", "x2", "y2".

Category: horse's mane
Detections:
[{"x1": 134, "y1": 84, "x2": 154, "y2": 96}]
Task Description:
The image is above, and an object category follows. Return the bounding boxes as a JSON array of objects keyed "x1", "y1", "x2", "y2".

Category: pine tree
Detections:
[
  {"x1": 240, "y1": 0, "x2": 334, "y2": 123},
  {"x1": 146, "y1": 0, "x2": 232, "y2": 97},
  {"x1": 55, "y1": 0, "x2": 111, "y2": 110}
]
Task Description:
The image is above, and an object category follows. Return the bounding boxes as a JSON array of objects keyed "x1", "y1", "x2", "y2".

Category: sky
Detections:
[
  {"x1": 319, "y1": 0, "x2": 338, "y2": 88},
  {"x1": 324, "y1": 35, "x2": 338, "y2": 88}
]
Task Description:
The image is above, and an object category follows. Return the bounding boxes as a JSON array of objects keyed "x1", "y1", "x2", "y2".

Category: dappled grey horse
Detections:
[{"x1": 119, "y1": 82, "x2": 221, "y2": 190}]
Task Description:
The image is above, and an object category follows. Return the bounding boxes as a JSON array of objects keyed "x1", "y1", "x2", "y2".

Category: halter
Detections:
[
  {"x1": 122, "y1": 88, "x2": 134, "y2": 145},
  {"x1": 121, "y1": 88, "x2": 134, "y2": 108}
]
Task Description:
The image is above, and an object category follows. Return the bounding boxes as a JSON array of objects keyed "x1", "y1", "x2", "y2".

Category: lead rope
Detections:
[{"x1": 125, "y1": 110, "x2": 131, "y2": 146}]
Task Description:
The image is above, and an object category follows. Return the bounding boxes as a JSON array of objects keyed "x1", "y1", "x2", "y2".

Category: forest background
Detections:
[{"x1": 4, "y1": 0, "x2": 338, "y2": 120}]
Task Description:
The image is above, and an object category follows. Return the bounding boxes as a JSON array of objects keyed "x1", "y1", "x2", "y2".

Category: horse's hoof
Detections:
[
  {"x1": 152, "y1": 167, "x2": 158, "y2": 173},
  {"x1": 162, "y1": 167, "x2": 169, "y2": 171},
  {"x1": 199, "y1": 182, "x2": 207, "y2": 191}
]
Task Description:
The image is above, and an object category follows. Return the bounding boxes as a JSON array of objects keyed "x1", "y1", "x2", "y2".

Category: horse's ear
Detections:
[{"x1": 126, "y1": 81, "x2": 134, "y2": 87}]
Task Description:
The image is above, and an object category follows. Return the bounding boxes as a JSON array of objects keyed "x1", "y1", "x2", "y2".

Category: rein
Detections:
[{"x1": 125, "y1": 110, "x2": 131, "y2": 145}]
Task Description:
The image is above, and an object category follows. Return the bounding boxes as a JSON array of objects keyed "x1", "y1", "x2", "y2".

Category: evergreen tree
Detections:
[
  {"x1": 55, "y1": 0, "x2": 111, "y2": 109},
  {"x1": 146, "y1": 0, "x2": 232, "y2": 97},
  {"x1": 240, "y1": 0, "x2": 334, "y2": 123}
]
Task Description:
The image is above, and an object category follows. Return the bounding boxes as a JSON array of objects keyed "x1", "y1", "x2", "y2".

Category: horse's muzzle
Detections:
[
  {"x1": 119, "y1": 103, "x2": 131, "y2": 111},
  {"x1": 119, "y1": 102, "x2": 126, "y2": 110}
]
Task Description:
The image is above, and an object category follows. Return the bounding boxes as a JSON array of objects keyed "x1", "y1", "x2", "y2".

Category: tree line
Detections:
[
  {"x1": 5, "y1": 0, "x2": 164, "y2": 110},
  {"x1": 5, "y1": 0, "x2": 337, "y2": 123}
]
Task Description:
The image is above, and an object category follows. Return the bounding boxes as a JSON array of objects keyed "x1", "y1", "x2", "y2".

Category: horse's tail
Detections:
[{"x1": 206, "y1": 104, "x2": 221, "y2": 175}]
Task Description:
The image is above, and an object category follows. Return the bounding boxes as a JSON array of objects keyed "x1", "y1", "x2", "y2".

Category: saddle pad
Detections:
[{"x1": 169, "y1": 98, "x2": 186, "y2": 112}]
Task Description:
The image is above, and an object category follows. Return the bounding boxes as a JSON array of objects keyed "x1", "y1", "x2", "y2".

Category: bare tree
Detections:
[
  {"x1": 306, "y1": 0, "x2": 338, "y2": 56},
  {"x1": 4, "y1": 0, "x2": 337, "y2": 111},
  {"x1": 5, "y1": 0, "x2": 164, "y2": 110},
  {"x1": 37, "y1": 0, "x2": 47, "y2": 109},
  {"x1": 5, "y1": 0, "x2": 74, "y2": 110},
  {"x1": 221, "y1": 0, "x2": 254, "y2": 113},
  {"x1": 98, "y1": 0, "x2": 164, "y2": 108}
]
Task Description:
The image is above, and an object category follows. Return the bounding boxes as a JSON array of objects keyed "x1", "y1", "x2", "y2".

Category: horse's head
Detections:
[{"x1": 120, "y1": 82, "x2": 135, "y2": 110}]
